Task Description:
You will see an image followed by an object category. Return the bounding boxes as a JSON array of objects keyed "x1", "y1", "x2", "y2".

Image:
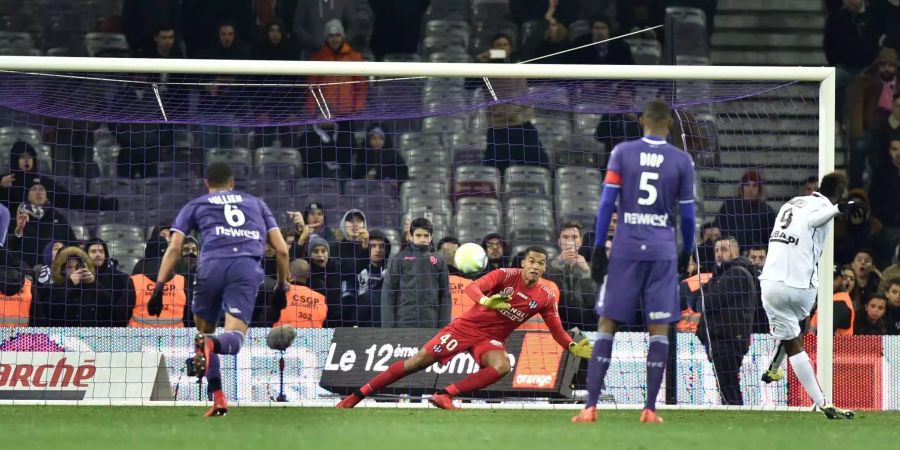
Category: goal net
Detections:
[{"x1": 0, "y1": 57, "x2": 868, "y2": 410}]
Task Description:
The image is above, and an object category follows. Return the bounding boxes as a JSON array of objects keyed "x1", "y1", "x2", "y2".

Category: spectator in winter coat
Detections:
[
  {"x1": 306, "y1": 20, "x2": 367, "y2": 117},
  {"x1": 9, "y1": 180, "x2": 76, "y2": 268},
  {"x1": 381, "y1": 218, "x2": 451, "y2": 328},
  {"x1": 544, "y1": 222, "x2": 598, "y2": 331},
  {"x1": 716, "y1": 170, "x2": 776, "y2": 250},
  {"x1": 341, "y1": 229, "x2": 391, "y2": 327},
  {"x1": 308, "y1": 235, "x2": 346, "y2": 328},
  {"x1": 83, "y1": 238, "x2": 131, "y2": 326},
  {"x1": 848, "y1": 47, "x2": 900, "y2": 187},
  {"x1": 0, "y1": 141, "x2": 118, "y2": 214},
  {"x1": 854, "y1": 294, "x2": 889, "y2": 335},
  {"x1": 566, "y1": 15, "x2": 634, "y2": 66},
  {"x1": 697, "y1": 238, "x2": 760, "y2": 406},
  {"x1": 32, "y1": 246, "x2": 115, "y2": 327},
  {"x1": 481, "y1": 232, "x2": 511, "y2": 273},
  {"x1": 868, "y1": 136, "x2": 900, "y2": 233},
  {"x1": 253, "y1": 18, "x2": 300, "y2": 61},
  {"x1": 352, "y1": 125, "x2": 408, "y2": 181},
  {"x1": 200, "y1": 21, "x2": 250, "y2": 59}
]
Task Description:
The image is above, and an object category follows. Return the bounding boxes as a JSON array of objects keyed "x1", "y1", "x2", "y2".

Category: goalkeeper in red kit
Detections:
[{"x1": 336, "y1": 246, "x2": 593, "y2": 409}]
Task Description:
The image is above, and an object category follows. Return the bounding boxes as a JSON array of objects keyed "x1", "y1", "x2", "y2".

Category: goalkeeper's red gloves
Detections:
[{"x1": 147, "y1": 283, "x2": 165, "y2": 316}]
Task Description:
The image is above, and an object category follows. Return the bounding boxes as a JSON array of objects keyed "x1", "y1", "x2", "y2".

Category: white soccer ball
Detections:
[{"x1": 454, "y1": 242, "x2": 488, "y2": 274}]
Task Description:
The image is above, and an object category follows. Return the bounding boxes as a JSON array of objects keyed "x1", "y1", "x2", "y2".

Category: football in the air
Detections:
[{"x1": 454, "y1": 242, "x2": 488, "y2": 274}]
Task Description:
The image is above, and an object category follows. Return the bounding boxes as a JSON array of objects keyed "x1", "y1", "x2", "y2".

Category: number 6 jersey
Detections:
[
  {"x1": 171, "y1": 190, "x2": 279, "y2": 261},
  {"x1": 759, "y1": 192, "x2": 840, "y2": 290},
  {"x1": 604, "y1": 137, "x2": 695, "y2": 261}
]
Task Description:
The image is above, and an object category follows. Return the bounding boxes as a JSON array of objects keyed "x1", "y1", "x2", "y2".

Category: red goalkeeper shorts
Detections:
[{"x1": 422, "y1": 324, "x2": 506, "y2": 365}]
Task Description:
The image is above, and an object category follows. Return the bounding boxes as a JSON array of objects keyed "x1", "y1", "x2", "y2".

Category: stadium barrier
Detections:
[{"x1": 0, "y1": 328, "x2": 895, "y2": 409}]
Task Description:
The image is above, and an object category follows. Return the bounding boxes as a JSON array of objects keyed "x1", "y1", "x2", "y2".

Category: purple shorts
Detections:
[
  {"x1": 192, "y1": 257, "x2": 264, "y2": 325},
  {"x1": 595, "y1": 258, "x2": 680, "y2": 325}
]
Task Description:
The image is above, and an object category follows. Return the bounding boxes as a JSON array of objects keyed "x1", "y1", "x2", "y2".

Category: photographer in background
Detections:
[{"x1": 835, "y1": 188, "x2": 893, "y2": 268}]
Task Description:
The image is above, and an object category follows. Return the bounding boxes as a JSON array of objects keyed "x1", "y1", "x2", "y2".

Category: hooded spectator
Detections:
[
  {"x1": 716, "y1": 170, "x2": 777, "y2": 250},
  {"x1": 36, "y1": 239, "x2": 67, "y2": 286},
  {"x1": 0, "y1": 141, "x2": 118, "y2": 214},
  {"x1": 335, "y1": 208, "x2": 370, "y2": 272},
  {"x1": 32, "y1": 246, "x2": 115, "y2": 327},
  {"x1": 352, "y1": 125, "x2": 408, "y2": 181},
  {"x1": 307, "y1": 235, "x2": 346, "y2": 327},
  {"x1": 131, "y1": 225, "x2": 171, "y2": 276},
  {"x1": 291, "y1": 0, "x2": 355, "y2": 56},
  {"x1": 9, "y1": 179, "x2": 77, "y2": 268},
  {"x1": 868, "y1": 135, "x2": 900, "y2": 234},
  {"x1": 341, "y1": 229, "x2": 391, "y2": 327},
  {"x1": 306, "y1": 20, "x2": 367, "y2": 116},
  {"x1": 481, "y1": 232, "x2": 510, "y2": 272},
  {"x1": 253, "y1": 18, "x2": 300, "y2": 60}
]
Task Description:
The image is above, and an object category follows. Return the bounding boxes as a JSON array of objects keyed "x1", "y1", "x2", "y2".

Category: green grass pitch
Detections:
[{"x1": 1, "y1": 406, "x2": 898, "y2": 450}]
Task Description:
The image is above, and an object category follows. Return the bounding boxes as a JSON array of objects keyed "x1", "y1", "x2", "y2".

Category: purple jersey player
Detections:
[
  {"x1": 148, "y1": 162, "x2": 290, "y2": 417},
  {"x1": 572, "y1": 100, "x2": 696, "y2": 424}
]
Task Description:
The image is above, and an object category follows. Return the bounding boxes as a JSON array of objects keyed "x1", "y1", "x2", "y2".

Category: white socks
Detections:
[{"x1": 788, "y1": 351, "x2": 826, "y2": 408}]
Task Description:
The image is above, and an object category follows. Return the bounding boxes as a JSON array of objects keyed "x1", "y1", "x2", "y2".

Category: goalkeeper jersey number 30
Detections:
[{"x1": 759, "y1": 192, "x2": 839, "y2": 290}]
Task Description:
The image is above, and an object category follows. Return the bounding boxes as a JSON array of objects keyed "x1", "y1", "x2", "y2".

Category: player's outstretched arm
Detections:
[
  {"x1": 539, "y1": 306, "x2": 591, "y2": 357},
  {"x1": 593, "y1": 184, "x2": 619, "y2": 250},
  {"x1": 267, "y1": 228, "x2": 290, "y2": 287}
]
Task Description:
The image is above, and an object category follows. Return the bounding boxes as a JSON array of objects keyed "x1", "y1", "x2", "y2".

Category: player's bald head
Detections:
[
  {"x1": 642, "y1": 99, "x2": 672, "y2": 124},
  {"x1": 206, "y1": 162, "x2": 234, "y2": 189}
]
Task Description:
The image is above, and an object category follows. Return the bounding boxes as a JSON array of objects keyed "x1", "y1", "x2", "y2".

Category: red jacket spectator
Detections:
[{"x1": 306, "y1": 19, "x2": 367, "y2": 117}]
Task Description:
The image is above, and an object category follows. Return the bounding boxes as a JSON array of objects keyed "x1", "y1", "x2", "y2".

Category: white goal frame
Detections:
[{"x1": 0, "y1": 56, "x2": 837, "y2": 402}]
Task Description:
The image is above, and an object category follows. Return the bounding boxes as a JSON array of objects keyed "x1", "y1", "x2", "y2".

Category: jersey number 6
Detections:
[
  {"x1": 638, "y1": 172, "x2": 659, "y2": 206},
  {"x1": 224, "y1": 204, "x2": 246, "y2": 227}
]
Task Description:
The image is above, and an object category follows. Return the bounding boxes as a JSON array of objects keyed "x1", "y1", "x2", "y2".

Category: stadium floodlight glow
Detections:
[{"x1": 0, "y1": 55, "x2": 836, "y2": 407}]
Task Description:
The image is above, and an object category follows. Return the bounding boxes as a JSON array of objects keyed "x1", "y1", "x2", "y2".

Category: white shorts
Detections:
[{"x1": 760, "y1": 279, "x2": 817, "y2": 341}]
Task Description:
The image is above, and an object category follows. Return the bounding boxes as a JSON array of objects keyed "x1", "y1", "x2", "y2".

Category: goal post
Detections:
[{"x1": 0, "y1": 55, "x2": 836, "y2": 407}]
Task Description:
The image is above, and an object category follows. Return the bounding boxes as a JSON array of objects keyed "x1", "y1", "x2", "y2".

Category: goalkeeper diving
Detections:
[{"x1": 336, "y1": 246, "x2": 592, "y2": 409}]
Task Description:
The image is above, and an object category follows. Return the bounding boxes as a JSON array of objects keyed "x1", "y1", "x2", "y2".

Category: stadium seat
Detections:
[
  {"x1": 397, "y1": 132, "x2": 443, "y2": 152},
  {"x1": 555, "y1": 167, "x2": 602, "y2": 195},
  {"x1": 457, "y1": 223, "x2": 499, "y2": 245},
  {"x1": 424, "y1": 0, "x2": 467, "y2": 21},
  {"x1": 453, "y1": 165, "x2": 500, "y2": 202},
  {"x1": 293, "y1": 178, "x2": 340, "y2": 197},
  {"x1": 89, "y1": 177, "x2": 131, "y2": 195},
  {"x1": 456, "y1": 197, "x2": 502, "y2": 226},
  {"x1": 422, "y1": 36, "x2": 467, "y2": 57},
  {"x1": 503, "y1": 166, "x2": 551, "y2": 200},
  {"x1": 504, "y1": 196, "x2": 554, "y2": 235},
  {"x1": 471, "y1": 0, "x2": 511, "y2": 22},
  {"x1": 425, "y1": 20, "x2": 470, "y2": 45},
  {"x1": 83, "y1": 32, "x2": 128, "y2": 57},
  {"x1": 247, "y1": 180, "x2": 293, "y2": 198},
  {"x1": 529, "y1": 115, "x2": 572, "y2": 137},
  {"x1": 428, "y1": 51, "x2": 471, "y2": 63},
  {"x1": 629, "y1": 40, "x2": 662, "y2": 65},
  {"x1": 557, "y1": 195, "x2": 599, "y2": 228},
  {"x1": 383, "y1": 53, "x2": 421, "y2": 62},
  {"x1": 379, "y1": 228, "x2": 402, "y2": 247},
  {"x1": 255, "y1": 146, "x2": 300, "y2": 178},
  {"x1": 666, "y1": 7, "x2": 709, "y2": 58},
  {"x1": 408, "y1": 164, "x2": 451, "y2": 183},
  {"x1": 96, "y1": 224, "x2": 146, "y2": 243},
  {"x1": 405, "y1": 147, "x2": 452, "y2": 169},
  {"x1": 422, "y1": 116, "x2": 468, "y2": 134},
  {"x1": 344, "y1": 179, "x2": 399, "y2": 199},
  {"x1": 508, "y1": 228, "x2": 554, "y2": 248},
  {"x1": 567, "y1": 20, "x2": 590, "y2": 43}
]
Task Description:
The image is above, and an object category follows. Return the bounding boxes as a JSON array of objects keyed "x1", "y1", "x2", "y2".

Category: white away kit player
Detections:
[{"x1": 758, "y1": 172, "x2": 858, "y2": 420}]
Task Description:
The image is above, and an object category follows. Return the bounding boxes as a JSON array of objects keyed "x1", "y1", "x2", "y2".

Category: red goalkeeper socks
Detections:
[
  {"x1": 444, "y1": 367, "x2": 503, "y2": 397},
  {"x1": 359, "y1": 361, "x2": 407, "y2": 397}
]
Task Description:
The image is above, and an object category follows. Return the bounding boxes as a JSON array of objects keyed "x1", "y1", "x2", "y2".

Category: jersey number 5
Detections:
[
  {"x1": 224, "y1": 204, "x2": 246, "y2": 227},
  {"x1": 779, "y1": 207, "x2": 793, "y2": 229},
  {"x1": 638, "y1": 172, "x2": 659, "y2": 206}
]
